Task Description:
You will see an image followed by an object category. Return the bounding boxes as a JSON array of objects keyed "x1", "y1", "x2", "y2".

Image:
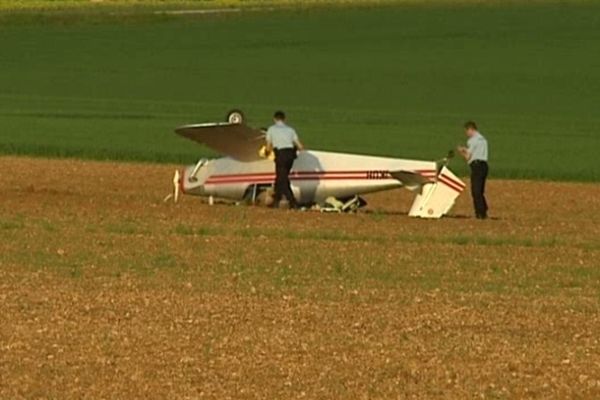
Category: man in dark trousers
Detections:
[
  {"x1": 265, "y1": 111, "x2": 304, "y2": 209},
  {"x1": 457, "y1": 121, "x2": 489, "y2": 219}
]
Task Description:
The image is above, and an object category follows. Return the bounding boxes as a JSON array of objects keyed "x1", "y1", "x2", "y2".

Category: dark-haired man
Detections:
[
  {"x1": 265, "y1": 111, "x2": 304, "y2": 209},
  {"x1": 457, "y1": 121, "x2": 489, "y2": 219}
]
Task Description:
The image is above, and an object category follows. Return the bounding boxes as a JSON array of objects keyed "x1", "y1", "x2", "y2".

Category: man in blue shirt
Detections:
[
  {"x1": 458, "y1": 121, "x2": 489, "y2": 219},
  {"x1": 265, "y1": 110, "x2": 304, "y2": 209}
]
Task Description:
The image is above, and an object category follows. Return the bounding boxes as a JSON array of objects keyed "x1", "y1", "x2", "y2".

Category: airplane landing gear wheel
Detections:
[
  {"x1": 243, "y1": 185, "x2": 274, "y2": 206},
  {"x1": 226, "y1": 109, "x2": 245, "y2": 125}
]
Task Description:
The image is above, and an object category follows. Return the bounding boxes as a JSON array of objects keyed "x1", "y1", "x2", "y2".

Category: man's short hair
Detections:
[
  {"x1": 274, "y1": 110, "x2": 286, "y2": 121},
  {"x1": 464, "y1": 121, "x2": 477, "y2": 130}
]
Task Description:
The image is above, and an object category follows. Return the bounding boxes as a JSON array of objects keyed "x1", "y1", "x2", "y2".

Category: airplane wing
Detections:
[{"x1": 175, "y1": 122, "x2": 265, "y2": 162}]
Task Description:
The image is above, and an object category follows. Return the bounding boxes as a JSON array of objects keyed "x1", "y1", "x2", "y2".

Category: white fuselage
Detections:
[{"x1": 181, "y1": 150, "x2": 443, "y2": 204}]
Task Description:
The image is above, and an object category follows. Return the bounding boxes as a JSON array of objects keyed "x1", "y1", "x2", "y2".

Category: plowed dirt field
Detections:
[{"x1": 1, "y1": 156, "x2": 599, "y2": 399}]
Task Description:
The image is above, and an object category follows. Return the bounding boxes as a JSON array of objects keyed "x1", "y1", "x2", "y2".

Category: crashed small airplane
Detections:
[{"x1": 168, "y1": 110, "x2": 465, "y2": 218}]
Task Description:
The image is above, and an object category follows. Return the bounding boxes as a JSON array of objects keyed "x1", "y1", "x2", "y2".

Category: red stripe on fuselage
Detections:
[
  {"x1": 206, "y1": 170, "x2": 435, "y2": 180},
  {"x1": 205, "y1": 175, "x2": 387, "y2": 185},
  {"x1": 205, "y1": 170, "x2": 370, "y2": 184},
  {"x1": 203, "y1": 169, "x2": 449, "y2": 186},
  {"x1": 209, "y1": 170, "x2": 431, "y2": 179}
]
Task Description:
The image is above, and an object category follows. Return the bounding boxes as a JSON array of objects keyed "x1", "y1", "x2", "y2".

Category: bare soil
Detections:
[{"x1": 1, "y1": 156, "x2": 599, "y2": 399}]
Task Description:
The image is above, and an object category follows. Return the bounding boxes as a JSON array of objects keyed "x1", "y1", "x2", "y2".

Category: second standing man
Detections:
[{"x1": 265, "y1": 111, "x2": 304, "y2": 209}]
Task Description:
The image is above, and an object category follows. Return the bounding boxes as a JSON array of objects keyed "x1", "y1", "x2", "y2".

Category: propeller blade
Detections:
[{"x1": 173, "y1": 170, "x2": 181, "y2": 203}]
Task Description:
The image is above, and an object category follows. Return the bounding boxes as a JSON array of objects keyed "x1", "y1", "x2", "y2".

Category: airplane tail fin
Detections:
[{"x1": 407, "y1": 166, "x2": 465, "y2": 218}]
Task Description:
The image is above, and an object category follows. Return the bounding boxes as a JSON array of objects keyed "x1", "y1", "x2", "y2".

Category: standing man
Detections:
[
  {"x1": 457, "y1": 121, "x2": 489, "y2": 219},
  {"x1": 265, "y1": 111, "x2": 304, "y2": 209}
]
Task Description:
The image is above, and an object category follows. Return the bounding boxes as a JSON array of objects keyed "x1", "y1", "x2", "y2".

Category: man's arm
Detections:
[
  {"x1": 265, "y1": 129, "x2": 274, "y2": 154},
  {"x1": 294, "y1": 139, "x2": 304, "y2": 151},
  {"x1": 293, "y1": 130, "x2": 304, "y2": 151},
  {"x1": 457, "y1": 145, "x2": 470, "y2": 161}
]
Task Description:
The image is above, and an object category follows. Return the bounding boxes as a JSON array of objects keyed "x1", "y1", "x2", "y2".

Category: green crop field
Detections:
[{"x1": 0, "y1": 1, "x2": 599, "y2": 180}]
